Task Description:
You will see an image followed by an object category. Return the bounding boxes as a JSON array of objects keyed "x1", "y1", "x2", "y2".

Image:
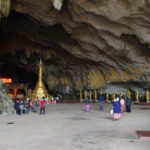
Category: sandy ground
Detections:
[{"x1": 0, "y1": 103, "x2": 150, "y2": 150}]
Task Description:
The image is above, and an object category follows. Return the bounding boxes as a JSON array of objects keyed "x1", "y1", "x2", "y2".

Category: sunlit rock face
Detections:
[{"x1": 0, "y1": 0, "x2": 150, "y2": 95}]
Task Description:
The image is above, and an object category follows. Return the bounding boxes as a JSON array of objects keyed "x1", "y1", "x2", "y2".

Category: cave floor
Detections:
[{"x1": 0, "y1": 104, "x2": 150, "y2": 150}]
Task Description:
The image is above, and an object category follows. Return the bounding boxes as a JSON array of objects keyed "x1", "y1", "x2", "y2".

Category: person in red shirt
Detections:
[
  {"x1": 27, "y1": 98, "x2": 32, "y2": 112},
  {"x1": 57, "y1": 97, "x2": 61, "y2": 103},
  {"x1": 40, "y1": 97, "x2": 46, "y2": 114}
]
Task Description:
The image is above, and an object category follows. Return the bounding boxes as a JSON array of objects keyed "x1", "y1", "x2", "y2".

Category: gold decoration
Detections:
[
  {"x1": 135, "y1": 90, "x2": 139, "y2": 102},
  {"x1": 0, "y1": 0, "x2": 11, "y2": 18},
  {"x1": 146, "y1": 90, "x2": 149, "y2": 103},
  {"x1": 120, "y1": 91, "x2": 123, "y2": 97},
  {"x1": 112, "y1": 92, "x2": 115, "y2": 100},
  {"x1": 100, "y1": 89, "x2": 103, "y2": 95},
  {"x1": 127, "y1": 90, "x2": 130, "y2": 99},
  {"x1": 106, "y1": 91, "x2": 109, "y2": 102},
  {"x1": 80, "y1": 90, "x2": 82, "y2": 102},
  {"x1": 32, "y1": 59, "x2": 50, "y2": 99}
]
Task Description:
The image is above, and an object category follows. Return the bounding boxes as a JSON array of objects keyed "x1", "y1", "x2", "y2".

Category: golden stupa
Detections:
[{"x1": 32, "y1": 59, "x2": 49, "y2": 99}]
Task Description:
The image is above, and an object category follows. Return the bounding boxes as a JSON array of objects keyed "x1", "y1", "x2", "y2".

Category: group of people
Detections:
[
  {"x1": 14, "y1": 96, "x2": 48, "y2": 115},
  {"x1": 14, "y1": 96, "x2": 61, "y2": 115},
  {"x1": 85, "y1": 95, "x2": 132, "y2": 121},
  {"x1": 112, "y1": 97, "x2": 132, "y2": 121},
  {"x1": 14, "y1": 94, "x2": 132, "y2": 120}
]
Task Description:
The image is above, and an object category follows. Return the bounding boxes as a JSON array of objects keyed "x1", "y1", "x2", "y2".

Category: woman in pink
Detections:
[{"x1": 120, "y1": 97, "x2": 125, "y2": 112}]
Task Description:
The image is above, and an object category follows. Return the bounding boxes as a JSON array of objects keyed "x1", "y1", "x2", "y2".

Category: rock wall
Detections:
[
  {"x1": 0, "y1": 0, "x2": 150, "y2": 96},
  {"x1": 0, "y1": 81, "x2": 15, "y2": 115}
]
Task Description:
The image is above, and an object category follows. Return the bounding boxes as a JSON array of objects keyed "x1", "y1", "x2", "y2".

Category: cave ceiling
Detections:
[{"x1": 0, "y1": 0, "x2": 150, "y2": 91}]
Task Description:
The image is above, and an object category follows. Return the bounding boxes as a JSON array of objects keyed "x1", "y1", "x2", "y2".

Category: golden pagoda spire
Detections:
[{"x1": 33, "y1": 59, "x2": 49, "y2": 99}]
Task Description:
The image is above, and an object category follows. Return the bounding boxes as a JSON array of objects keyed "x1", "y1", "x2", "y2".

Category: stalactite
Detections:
[
  {"x1": 52, "y1": 0, "x2": 64, "y2": 11},
  {"x1": 0, "y1": 0, "x2": 11, "y2": 18}
]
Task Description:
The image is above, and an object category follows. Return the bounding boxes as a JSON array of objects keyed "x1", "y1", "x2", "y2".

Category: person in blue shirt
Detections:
[
  {"x1": 98, "y1": 95, "x2": 105, "y2": 111},
  {"x1": 112, "y1": 97, "x2": 121, "y2": 121}
]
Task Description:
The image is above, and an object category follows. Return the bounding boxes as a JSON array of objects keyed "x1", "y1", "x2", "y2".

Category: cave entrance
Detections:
[{"x1": 0, "y1": 63, "x2": 38, "y2": 94}]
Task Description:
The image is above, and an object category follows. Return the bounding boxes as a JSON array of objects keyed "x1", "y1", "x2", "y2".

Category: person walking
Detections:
[
  {"x1": 34, "y1": 97, "x2": 39, "y2": 107},
  {"x1": 126, "y1": 97, "x2": 132, "y2": 112},
  {"x1": 85, "y1": 96, "x2": 90, "y2": 112},
  {"x1": 27, "y1": 98, "x2": 33, "y2": 112},
  {"x1": 98, "y1": 95, "x2": 105, "y2": 111},
  {"x1": 120, "y1": 97, "x2": 125, "y2": 112},
  {"x1": 24, "y1": 99, "x2": 28, "y2": 113},
  {"x1": 112, "y1": 97, "x2": 122, "y2": 121},
  {"x1": 14, "y1": 100, "x2": 21, "y2": 115},
  {"x1": 19, "y1": 100, "x2": 24, "y2": 114},
  {"x1": 40, "y1": 97, "x2": 46, "y2": 114}
]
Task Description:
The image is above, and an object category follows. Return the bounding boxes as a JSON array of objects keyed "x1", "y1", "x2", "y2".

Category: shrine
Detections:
[
  {"x1": 0, "y1": 77, "x2": 29, "y2": 99},
  {"x1": 8, "y1": 83, "x2": 28, "y2": 99},
  {"x1": 32, "y1": 59, "x2": 50, "y2": 99}
]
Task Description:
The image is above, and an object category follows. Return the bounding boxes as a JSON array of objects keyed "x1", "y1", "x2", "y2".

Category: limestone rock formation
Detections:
[
  {"x1": 52, "y1": 0, "x2": 64, "y2": 11},
  {"x1": 0, "y1": 0, "x2": 150, "y2": 97},
  {"x1": 0, "y1": 81, "x2": 15, "y2": 115}
]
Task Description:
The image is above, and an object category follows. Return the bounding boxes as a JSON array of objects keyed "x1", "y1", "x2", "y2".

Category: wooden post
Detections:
[
  {"x1": 94, "y1": 90, "x2": 97, "y2": 102},
  {"x1": 80, "y1": 90, "x2": 82, "y2": 103},
  {"x1": 89, "y1": 90, "x2": 92, "y2": 102},
  {"x1": 14, "y1": 87, "x2": 17, "y2": 99},
  {"x1": 84, "y1": 90, "x2": 87, "y2": 100}
]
